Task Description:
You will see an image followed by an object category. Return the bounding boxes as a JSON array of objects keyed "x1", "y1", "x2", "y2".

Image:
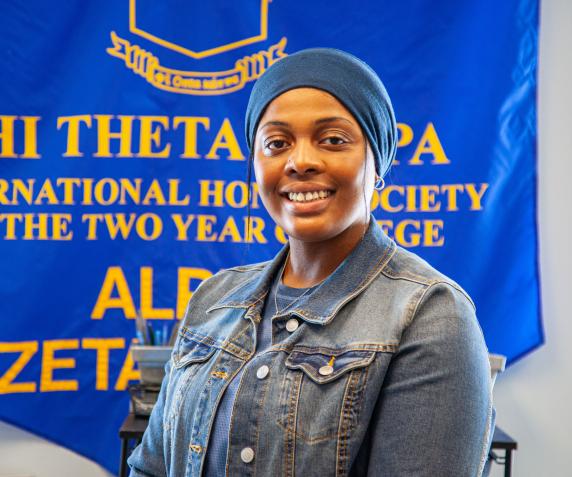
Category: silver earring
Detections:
[{"x1": 374, "y1": 175, "x2": 385, "y2": 191}]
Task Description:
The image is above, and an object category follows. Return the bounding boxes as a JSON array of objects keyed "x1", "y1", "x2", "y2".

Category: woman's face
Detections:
[{"x1": 253, "y1": 87, "x2": 376, "y2": 244}]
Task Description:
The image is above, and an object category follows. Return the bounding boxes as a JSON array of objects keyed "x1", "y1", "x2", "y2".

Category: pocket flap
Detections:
[
  {"x1": 285, "y1": 349, "x2": 376, "y2": 384},
  {"x1": 173, "y1": 333, "x2": 217, "y2": 369}
]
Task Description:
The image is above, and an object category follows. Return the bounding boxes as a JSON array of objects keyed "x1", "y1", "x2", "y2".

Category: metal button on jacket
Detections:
[
  {"x1": 285, "y1": 318, "x2": 299, "y2": 332},
  {"x1": 241, "y1": 447, "x2": 255, "y2": 463},
  {"x1": 256, "y1": 365, "x2": 270, "y2": 380},
  {"x1": 319, "y1": 365, "x2": 334, "y2": 376}
]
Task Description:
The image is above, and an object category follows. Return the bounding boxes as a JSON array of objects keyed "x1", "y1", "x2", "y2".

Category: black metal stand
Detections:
[
  {"x1": 488, "y1": 426, "x2": 518, "y2": 477},
  {"x1": 119, "y1": 413, "x2": 151, "y2": 477}
]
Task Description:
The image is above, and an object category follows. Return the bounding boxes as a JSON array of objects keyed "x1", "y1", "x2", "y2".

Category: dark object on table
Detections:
[{"x1": 128, "y1": 384, "x2": 161, "y2": 417}]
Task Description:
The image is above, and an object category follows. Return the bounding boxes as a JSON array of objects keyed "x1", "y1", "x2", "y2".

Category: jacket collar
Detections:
[{"x1": 208, "y1": 215, "x2": 396, "y2": 325}]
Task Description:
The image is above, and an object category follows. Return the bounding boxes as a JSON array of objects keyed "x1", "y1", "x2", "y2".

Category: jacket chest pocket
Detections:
[
  {"x1": 173, "y1": 333, "x2": 217, "y2": 368},
  {"x1": 277, "y1": 349, "x2": 376, "y2": 444}
]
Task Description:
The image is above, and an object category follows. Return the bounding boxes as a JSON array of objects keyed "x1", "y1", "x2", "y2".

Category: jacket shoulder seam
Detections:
[
  {"x1": 381, "y1": 266, "x2": 437, "y2": 286},
  {"x1": 406, "y1": 280, "x2": 476, "y2": 329}
]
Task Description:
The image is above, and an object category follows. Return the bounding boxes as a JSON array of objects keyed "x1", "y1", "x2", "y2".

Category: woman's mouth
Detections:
[
  {"x1": 282, "y1": 190, "x2": 335, "y2": 214},
  {"x1": 286, "y1": 190, "x2": 333, "y2": 203}
]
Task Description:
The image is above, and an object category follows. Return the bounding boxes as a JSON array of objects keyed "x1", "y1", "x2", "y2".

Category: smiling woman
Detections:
[
  {"x1": 127, "y1": 48, "x2": 495, "y2": 477},
  {"x1": 253, "y1": 88, "x2": 377, "y2": 287}
]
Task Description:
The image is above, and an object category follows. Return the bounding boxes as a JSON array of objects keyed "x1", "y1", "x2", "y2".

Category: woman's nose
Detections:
[{"x1": 285, "y1": 141, "x2": 323, "y2": 175}]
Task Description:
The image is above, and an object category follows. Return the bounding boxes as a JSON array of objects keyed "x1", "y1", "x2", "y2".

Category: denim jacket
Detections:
[{"x1": 128, "y1": 217, "x2": 494, "y2": 477}]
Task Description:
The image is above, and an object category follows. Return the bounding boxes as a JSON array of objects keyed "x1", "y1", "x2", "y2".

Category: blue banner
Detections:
[{"x1": 0, "y1": 0, "x2": 542, "y2": 472}]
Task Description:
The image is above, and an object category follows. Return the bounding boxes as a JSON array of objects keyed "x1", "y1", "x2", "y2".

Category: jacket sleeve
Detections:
[
  {"x1": 127, "y1": 356, "x2": 172, "y2": 477},
  {"x1": 127, "y1": 271, "x2": 223, "y2": 476},
  {"x1": 365, "y1": 282, "x2": 495, "y2": 477}
]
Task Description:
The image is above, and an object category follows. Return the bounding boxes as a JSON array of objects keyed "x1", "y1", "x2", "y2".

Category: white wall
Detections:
[
  {"x1": 0, "y1": 420, "x2": 112, "y2": 477},
  {"x1": 489, "y1": 0, "x2": 572, "y2": 476},
  {"x1": 1, "y1": 1, "x2": 570, "y2": 476}
]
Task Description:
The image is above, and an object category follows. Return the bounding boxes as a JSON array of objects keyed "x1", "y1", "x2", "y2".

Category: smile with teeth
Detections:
[{"x1": 287, "y1": 190, "x2": 332, "y2": 202}]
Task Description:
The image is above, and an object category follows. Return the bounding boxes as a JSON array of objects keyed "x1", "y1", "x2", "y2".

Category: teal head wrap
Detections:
[{"x1": 245, "y1": 48, "x2": 397, "y2": 178}]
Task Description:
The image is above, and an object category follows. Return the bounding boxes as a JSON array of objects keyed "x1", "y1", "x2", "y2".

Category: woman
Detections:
[{"x1": 128, "y1": 48, "x2": 494, "y2": 476}]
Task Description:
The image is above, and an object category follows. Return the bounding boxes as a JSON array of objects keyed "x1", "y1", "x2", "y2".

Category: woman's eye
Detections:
[
  {"x1": 321, "y1": 136, "x2": 347, "y2": 146},
  {"x1": 264, "y1": 139, "x2": 288, "y2": 151}
]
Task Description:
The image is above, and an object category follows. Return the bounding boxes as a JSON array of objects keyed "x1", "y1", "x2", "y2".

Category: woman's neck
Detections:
[{"x1": 281, "y1": 219, "x2": 369, "y2": 288}]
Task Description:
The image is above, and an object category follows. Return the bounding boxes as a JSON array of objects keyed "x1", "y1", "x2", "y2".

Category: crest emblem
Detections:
[
  {"x1": 130, "y1": 0, "x2": 269, "y2": 59},
  {"x1": 107, "y1": 0, "x2": 287, "y2": 95}
]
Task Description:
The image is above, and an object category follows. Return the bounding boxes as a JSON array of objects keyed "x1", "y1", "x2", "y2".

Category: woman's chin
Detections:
[
  {"x1": 276, "y1": 213, "x2": 369, "y2": 246},
  {"x1": 284, "y1": 220, "x2": 345, "y2": 243},
  {"x1": 279, "y1": 219, "x2": 340, "y2": 244}
]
